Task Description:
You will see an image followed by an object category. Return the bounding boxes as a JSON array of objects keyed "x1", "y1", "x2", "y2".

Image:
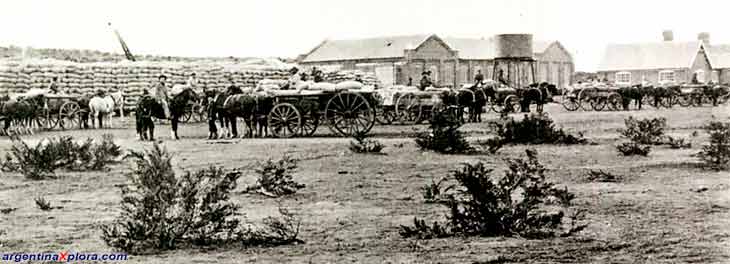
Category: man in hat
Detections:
[
  {"x1": 48, "y1": 76, "x2": 60, "y2": 94},
  {"x1": 284, "y1": 67, "x2": 301, "y2": 90},
  {"x1": 354, "y1": 73, "x2": 364, "y2": 84},
  {"x1": 311, "y1": 67, "x2": 324, "y2": 83},
  {"x1": 419, "y1": 71, "x2": 432, "y2": 91},
  {"x1": 152, "y1": 74, "x2": 170, "y2": 118},
  {"x1": 186, "y1": 72, "x2": 200, "y2": 91},
  {"x1": 497, "y1": 69, "x2": 509, "y2": 86},
  {"x1": 473, "y1": 69, "x2": 485, "y2": 88}
]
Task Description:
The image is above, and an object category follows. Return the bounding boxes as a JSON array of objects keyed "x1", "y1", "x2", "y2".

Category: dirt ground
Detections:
[{"x1": 0, "y1": 104, "x2": 728, "y2": 263}]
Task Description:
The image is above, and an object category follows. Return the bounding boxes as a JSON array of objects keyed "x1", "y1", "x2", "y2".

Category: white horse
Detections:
[{"x1": 88, "y1": 91, "x2": 124, "y2": 128}]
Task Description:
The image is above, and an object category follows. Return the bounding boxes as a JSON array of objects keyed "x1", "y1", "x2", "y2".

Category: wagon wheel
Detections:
[
  {"x1": 191, "y1": 103, "x2": 206, "y2": 122},
  {"x1": 395, "y1": 93, "x2": 422, "y2": 125},
  {"x1": 181, "y1": 103, "x2": 194, "y2": 123},
  {"x1": 578, "y1": 88, "x2": 595, "y2": 111},
  {"x1": 267, "y1": 103, "x2": 301, "y2": 138},
  {"x1": 36, "y1": 108, "x2": 58, "y2": 130},
  {"x1": 58, "y1": 102, "x2": 80, "y2": 130},
  {"x1": 375, "y1": 107, "x2": 396, "y2": 125},
  {"x1": 677, "y1": 94, "x2": 693, "y2": 107},
  {"x1": 488, "y1": 95, "x2": 503, "y2": 113},
  {"x1": 590, "y1": 96, "x2": 607, "y2": 111},
  {"x1": 606, "y1": 92, "x2": 623, "y2": 111},
  {"x1": 324, "y1": 92, "x2": 376, "y2": 137},
  {"x1": 561, "y1": 89, "x2": 581, "y2": 111},
  {"x1": 503, "y1": 95, "x2": 519, "y2": 113},
  {"x1": 659, "y1": 94, "x2": 677, "y2": 108},
  {"x1": 299, "y1": 100, "x2": 319, "y2": 136}
]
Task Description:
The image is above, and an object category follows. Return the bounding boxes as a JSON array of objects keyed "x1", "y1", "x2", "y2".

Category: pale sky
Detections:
[{"x1": 1, "y1": 0, "x2": 728, "y2": 71}]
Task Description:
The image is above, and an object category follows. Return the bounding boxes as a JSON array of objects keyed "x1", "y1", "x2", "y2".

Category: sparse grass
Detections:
[
  {"x1": 421, "y1": 177, "x2": 452, "y2": 204},
  {"x1": 475, "y1": 137, "x2": 504, "y2": 154},
  {"x1": 664, "y1": 136, "x2": 692, "y2": 149}
]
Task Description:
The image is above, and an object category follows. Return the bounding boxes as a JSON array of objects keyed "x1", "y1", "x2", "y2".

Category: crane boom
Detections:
[{"x1": 109, "y1": 23, "x2": 136, "y2": 61}]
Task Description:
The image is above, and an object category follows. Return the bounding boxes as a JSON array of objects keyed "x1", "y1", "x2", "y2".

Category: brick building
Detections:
[
  {"x1": 298, "y1": 34, "x2": 574, "y2": 89},
  {"x1": 597, "y1": 31, "x2": 730, "y2": 85}
]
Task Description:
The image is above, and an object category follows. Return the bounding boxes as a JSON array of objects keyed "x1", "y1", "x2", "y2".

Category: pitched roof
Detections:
[
  {"x1": 706, "y1": 44, "x2": 730, "y2": 68},
  {"x1": 301, "y1": 34, "x2": 559, "y2": 62},
  {"x1": 597, "y1": 41, "x2": 700, "y2": 71}
]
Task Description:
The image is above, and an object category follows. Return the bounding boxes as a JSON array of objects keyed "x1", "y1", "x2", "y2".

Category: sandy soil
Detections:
[{"x1": 0, "y1": 104, "x2": 728, "y2": 263}]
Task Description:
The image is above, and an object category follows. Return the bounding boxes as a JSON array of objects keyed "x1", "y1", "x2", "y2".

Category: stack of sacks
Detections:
[
  {"x1": 257, "y1": 79, "x2": 288, "y2": 91},
  {"x1": 320, "y1": 69, "x2": 379, "y2": 87}
]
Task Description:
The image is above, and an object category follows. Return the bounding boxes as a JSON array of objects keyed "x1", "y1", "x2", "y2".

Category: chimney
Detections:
[
  {"x1": 662, "y1": 30, "x2": 674, "y2": 41},
  {"x1": 698, "y1": 32, "x2": 710, "y2": 45}
]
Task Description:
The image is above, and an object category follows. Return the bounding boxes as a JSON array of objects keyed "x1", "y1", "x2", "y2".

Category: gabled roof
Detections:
[
  {"x1": 706, "y1": 44, "x2": 730, "y2": 69},
  {"x1": 597, "y1": 41, "x2": 701, "y2": 71},
  {"x1": 300, "y1": 34, "x2": 561, "y2": 62}
]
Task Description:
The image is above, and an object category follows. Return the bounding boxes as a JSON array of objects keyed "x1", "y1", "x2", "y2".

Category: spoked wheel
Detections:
[
  {"x1": 606, "y1": 92, "x2": 623, "y2": 111},
  {"x1": 503, "y1": 95, "x2": 519, "y2": 113},
  {"x1": 376, "y1": 107, "x2": 397, "y2": 125},
  {"x1": 659, "y1": 95, "x2": 677, "y2": 108},
  {"x1": 181, "y1": 104, "x2": 194, "y2": 123},
  {"x1": 267, "y1": 103, "x2": 302, "y2": 138},
  {"x1": 590, "y1": 97, "x2": 607, "y2": 111},
  {"x1": 677, "y1": 94, "x2": 694, "y2": 107},
  {"x1": 193, "y1": 103, "x2": 207, "y2": 122},
  {"x1": 299, "y1": 100, "x2": 319, "y2": 136},
  {"x1": 36, "y1": 108, "x2": 57, "y2": 130},
  {"x1": 395, "y1": 93, "x2": 422, "y2": 125},
  {"x1": 325, "y1": 92, "x2": 376, "y2": 137},
  {"x1": 578, "y1": 88, "x2": 595, "y2": 111},
  {"x1": 58, "y1": 102, "x2": 80, "y2": 130},
  {"x1": 561, "y1": 89, "x2": 581, "y2": 111}
]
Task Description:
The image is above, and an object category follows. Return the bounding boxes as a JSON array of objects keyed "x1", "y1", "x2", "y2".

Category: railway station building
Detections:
[
  {"x1": 597, "y1": 31, "x2": 730, "y2": 85},
  {"x1": 297, "y1": 34, "x2": 574, "y2": 89}
]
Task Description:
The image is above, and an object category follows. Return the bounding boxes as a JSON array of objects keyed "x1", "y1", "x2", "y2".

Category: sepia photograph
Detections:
[{"x1": 0, "y1": 0, "x2": 729, "y2": 263}]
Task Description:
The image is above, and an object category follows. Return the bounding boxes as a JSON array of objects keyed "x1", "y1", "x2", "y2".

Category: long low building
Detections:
[
  {"x1": 597, "y1": 31, "x2": 730, "y2": 85},
  {"x1": 297, "y1": 34, "x2": 574, "y2": 89}
]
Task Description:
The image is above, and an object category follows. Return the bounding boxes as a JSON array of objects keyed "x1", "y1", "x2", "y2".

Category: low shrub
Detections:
[
  {"x1": 415, "y1": 109, "x2": 473, "y2": 154},
  {"x1": 697, "y1": 121, "x2": 730, "y2": 170},
  {"x1": 421, "y1": 177, "x2": 453, "y2": 203},
  {"x1": 34, "y1": 197, "x2": 52, "y2": 211},
  {"x1": 246, "y1": 156, "x2": 305, "y2": 197},
  {"x1": 664, "y1": 136, "x2": 692, "y2": 149},
  {"x1": 400, "y1": 149, "x2": 586, "y2": 239},
  {"x1": 349, "y1": 132, "x2": 384, "y2": 154},
  {"x1": 616, "y1": 142, "x2": 651, "y2": 156},
  {"x1": 1, "y1": 135, "x2": 122, "y2": 179},
  {"x1": 619, "y1": 116, "x2": 667, "y2": 145},
  {"x1": 101, "y1": 144, "x2": 304, "y2": 254},
  {"x1": 476, "y1": 137, "x2": 505, "y2": 154},
  {"x1": 585, "y1": 169, "x2": 621, "y2": 183},
  {"x1": 492, "y1": 113, "x2": 586, "y2": 145}
]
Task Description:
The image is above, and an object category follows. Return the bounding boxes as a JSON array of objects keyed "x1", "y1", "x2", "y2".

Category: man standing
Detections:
[
  {"x1": 474, "y1": 69, "x2": 484, "y2": 87},
  {"x1": 312, "y1": 67, "x2": 324, "y2": 83},
  {"x1": 152, "y1": 74, "x2": 170, "y2": 119},
  {"x1": 284, "y1": 67, "x2": 301, "y2": 90},
  {"x1": 186, "y1": 72, "x2": 200, "y2": 90},
  {"x1": 48, "y1": 76, "x2": 60, "y2": 94},
  {"x1": 419, "y1": 71, "x2": 432, "y2": 91},
  {"x1": 497, "y1": 69, "x2": 509, "y2": 86}
]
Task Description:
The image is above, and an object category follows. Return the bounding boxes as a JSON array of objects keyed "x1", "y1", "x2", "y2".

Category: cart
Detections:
[
  {"x1": 561, "y1": 84, "x2": 623, "y2": 111},
  {"x1": 36, "y1": 94, "x2": 84, "y2": 130},
  {"x1": 265, "y1": 89, "x2": 378, "y2": 138}
]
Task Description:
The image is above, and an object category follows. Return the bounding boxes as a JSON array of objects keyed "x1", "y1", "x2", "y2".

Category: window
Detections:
[
  {"x1": 694, "y1": 70, "x2": 705, "y2": 83},
  {"x1": 615, "y1": 72, "x2": 631, "y2": 84},
  {"x1": 658, "y1": 70, "x2": 675, "y2": 84}
]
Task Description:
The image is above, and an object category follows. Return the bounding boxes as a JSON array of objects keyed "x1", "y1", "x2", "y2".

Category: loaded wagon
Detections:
[
  {"x1": 561, "y1": 84, "x2": 622, "y2": 111},
  {"x1": 35, "y1": 94, "x2": 85, "y2": 130},
  {"x1": 264, "y1": 83, "x2": 378, "y2": 138}
]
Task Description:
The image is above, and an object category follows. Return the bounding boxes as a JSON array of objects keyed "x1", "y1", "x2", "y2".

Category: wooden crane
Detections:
[{"x1": 108, "y1": 22, "x2": 136, "y2": 61}]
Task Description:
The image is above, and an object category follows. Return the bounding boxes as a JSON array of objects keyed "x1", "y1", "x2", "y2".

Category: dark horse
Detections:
[
  {"x1": 519, "y1": 82, "x2": 559, "y2": 113},
  {"x1": 209, "y1": 88, "x2": 274, "y2": 138},
  {"x1": 1, "y1": 94, "x2": 45, "y2": 135},
  {"x1": 464, "y1": 83, "x2": 489, "y2": 122},
  {"x1": 135, "y1": 87, "x2": 198, "y2": 140}
]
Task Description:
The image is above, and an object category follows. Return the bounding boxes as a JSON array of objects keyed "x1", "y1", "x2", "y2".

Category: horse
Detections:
[
  {"x1": 210, "y1": 88, "x2": 274, "y2": 138},
  {"x1": 135, "y1": 87, "x2": 198, "y2": 141},
  {"x1": 519, "y1": 82, "x2": 559, "y2": 113},
  {"x1": 88, "y1": 90, "x2": 123, "y2": 128},
  {"x1": 617, "y1": 84, "x2": 647, "y2": 110},
  {"x1": 0, "y1": 94, "x2": 45, "y2": 135},
  {"x1": 209, "y1": 86, "x2": 244, "y2": 138}
]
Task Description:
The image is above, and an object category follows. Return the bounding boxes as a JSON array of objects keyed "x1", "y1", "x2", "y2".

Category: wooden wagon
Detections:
[
  {"x1": 561, "y1": 84, "x2": 622, "y2": 111},
  {"x1": 36, "y1": 94, "x2": 84, "y2": 130},
  {"x1": 264, "y1": 89, "x2": 378, "y2": 138}
]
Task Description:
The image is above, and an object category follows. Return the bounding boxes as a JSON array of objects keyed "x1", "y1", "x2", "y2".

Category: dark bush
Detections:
[
  {"x1": 492, "y1": 113, "x2": 586, "y2": 145},
  {"x1": 616, "y1": 142, "x2": 651, "y2": 156},
  {"x1": 246, "y1": 156, "x2": 305, "y2": 197},
  {"x1": 421, "y1": 177, "x2": 453, "y2": 203},
  {"x1": 697, "y1": 121, "x2": 730, "y2": 170},
  {"x1": 1, "y1": 135, "x2": 123, "y2": 179},
  {"x1": 415, "y1": 109, "x2": 473, "y2": 154},
  {"x1": 619, "y1": 116, "x2": 667, "y2": 145},
  {"x1": 101, "y1": 144, "x2": 243, "y2": 253},
  {"x1": 476, "y1": 137, "x2": 505, "y2": 154},
  {"x1": 349, "y1": 132, "x2": 384, "y2": 154},
  {"x1": 400, "y1": 149, "x2": 586, "y2": 239}
]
